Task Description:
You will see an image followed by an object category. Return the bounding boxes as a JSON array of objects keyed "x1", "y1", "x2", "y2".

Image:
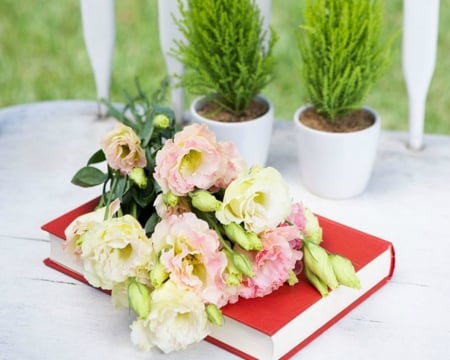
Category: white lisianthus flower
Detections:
[
  {"x1": 111, "y1": 280, "x2": 130, "y2": 308},
  {"x1": 64, "y1": 198, "x2": 121, "y2": 257},
  {"x1": 130, "y1": 280, "x2": 210, "y2": 353},
  {"x1": 80, "y1": 214, "x2": 153, "y2": 290},
  {"x1": 216, "y1": 166, "x2": 292, "y2": 234}
]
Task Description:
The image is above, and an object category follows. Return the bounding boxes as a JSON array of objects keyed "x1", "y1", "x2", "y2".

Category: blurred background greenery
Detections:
[{"x1": 1, "y1": 0, "x2": 448, "y2": 134}]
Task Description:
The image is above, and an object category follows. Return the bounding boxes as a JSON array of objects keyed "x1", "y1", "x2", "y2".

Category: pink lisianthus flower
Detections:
[
  {"x1": 288, "y1": 202, "x2": 323, "y2": 244},
  {"x1": 153, "y1": 124, "x2": 245, "y2": 196},
  {"x1": 153, "y1": 194, "x2": 192, "y2": 219},
  {"x1": 288, "y1": 202, "x2": 307, "y2": 231},
  {"x1": 100, "y1": 122, "x2": 147, "y2": 175},
  {"x1": 238, "y1": 225, "x2": 303, "y2": 299},
  {"x1": 213, "y1": 141, "x2": 247, "y2": 191},
  {"x1": 151, "y1": 212, "x2": 229, "y2": 307}
]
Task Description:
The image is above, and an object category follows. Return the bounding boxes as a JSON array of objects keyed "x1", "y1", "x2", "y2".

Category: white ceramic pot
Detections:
[
  {"x1": 190, "y1": 96, "x2": 274, "y2": 167},
  {"x1": 293, "y1": 105, "x2": 381, "y2": 199}
]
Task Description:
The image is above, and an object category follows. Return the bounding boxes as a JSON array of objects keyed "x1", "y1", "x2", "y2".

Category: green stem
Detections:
[
  {"x1": 196, "y1": 211, "x2": 233, "y2": 253},
  {"x1": 104, "y1": 172, "x2": 119, "y2": 220},
  {"x1": 130, "y1": 201, "x2": 138, "y2": 219}
]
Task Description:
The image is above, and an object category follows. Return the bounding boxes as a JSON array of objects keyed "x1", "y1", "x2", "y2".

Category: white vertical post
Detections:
[
  {"x1": 80, "y1": 0, "x2": 115, "y2": 118},
  {"x1": 158, "y1": 0, "x2": 186, "y2": 123},
  {"x1": 256, "y1": 0, "x2": 272, "y2": 48},
  {"x1": 402, "y1": 0, "x2": 439, "y2": 150}
]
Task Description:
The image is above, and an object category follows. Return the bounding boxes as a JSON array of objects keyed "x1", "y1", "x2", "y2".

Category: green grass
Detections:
[{"x1": 0, "y1": 0, "x2": 448, "y2": 134}]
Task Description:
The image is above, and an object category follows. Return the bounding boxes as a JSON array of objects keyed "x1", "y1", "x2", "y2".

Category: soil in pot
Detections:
[
  {"x1": 299, "y1": 107, "x2": 375, "y2": 133},
  {"x1": 198, "y1": 98, "x2": 268, "y2": 123}
]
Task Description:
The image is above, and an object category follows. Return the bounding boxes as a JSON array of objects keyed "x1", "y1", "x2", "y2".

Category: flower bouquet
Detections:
[{"x1": 65, "y1": 80, "x2": 360, "y2": 354}]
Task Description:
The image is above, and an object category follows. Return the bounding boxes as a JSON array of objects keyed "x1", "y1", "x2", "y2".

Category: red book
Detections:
[{"x1": 42, "y1": 200, "x2": 395, "y2": 360}]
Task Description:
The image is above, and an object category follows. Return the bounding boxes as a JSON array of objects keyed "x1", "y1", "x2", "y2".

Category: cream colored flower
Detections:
[
  {"x1": 111, "y1": 280, "x2": 130, "y2": 308},
  {"x1": 216, "y1": 166, "x2": 292, "y2": 234},
  {"x1": 100, "y1": 122, "x2": 146, "y2": 175},
  {"x1": 64, "y1": 199, "x2": 121, "y2": 257},
  {"x1": 130, "y1": 280, "x2": 210, "y2": 353},
  {"x1": 80, "y1": 214, "x2": 153, "y2": 290}
]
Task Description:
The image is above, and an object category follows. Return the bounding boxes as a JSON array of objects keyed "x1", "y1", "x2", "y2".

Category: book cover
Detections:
[{"x1": 42, "y1": 200, "x2": 395, "y2": 360}]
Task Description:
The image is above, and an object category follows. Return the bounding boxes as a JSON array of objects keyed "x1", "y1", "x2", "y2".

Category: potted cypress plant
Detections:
[
  {"x1": 294, "y1": 0, "x2": 395, "y2": 199},
  {"x1": 171, "y1": 0, "x2": 277, "y2": 167}
]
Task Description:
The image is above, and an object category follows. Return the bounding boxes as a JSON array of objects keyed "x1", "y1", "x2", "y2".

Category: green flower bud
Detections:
[
  {"x1": 189, "y1": 190, "x2": 222, "y2": 212},
  {"x1": 205, "y1": 303, "x2": 223, "y2": 326},
  {"x1": 223, "y1": 222, "x2": 262, "y2": 251},
  {"x1": 287, "y1": 269, "x2": 299, "y2": 286},
  {"x1": 162, "y1": 191, "x2": 179, "y2": 207},
  {"x1": 304, "y1": 266, "x2": 329, "y2": 297},
  {"x1": 129, "y1": 167, "x2": 147, "y2": 189},
  {"x1": 150, "y1": 262, "x2": 169, "y2": 288},
  {"x1": 225, "y1": 272, "x2": 242, "y2": 286},
  {"x1": 231, "y1": 251, "x2": 254, "y2": 278},
  {"x1": 153, "y1": 114, "x2": 170, "y2": 129},
  {"x1": 329, "y1": 254, "x2": 361, "y2": 289},
  {"x1": 304, "y1": 208, "x2": 323, "y2": 244},
  {"x1": 223, "y1": 251, "x2": 242, "y2": 286},
  {"x1": 303, "y1": 241, "x2": 339, "y2": 290},
  {"x1": 128, "y1": 280, "x2": 151, "y2": 319}
]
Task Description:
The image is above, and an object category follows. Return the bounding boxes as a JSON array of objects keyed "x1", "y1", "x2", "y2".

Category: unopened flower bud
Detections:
[
  {"x1": 150, "y1": 262, "x2": 169, "y2": 288},
  {"x1": 224, "y1": 223, "x2": 262, "y2": 251},
  {"x1": 205, "y1": 303, "x2": 223, "y2": 326},
  {"x1": 153, "y1": 114, "x2": 170, "y2": 129},
  {"x1": 189, "y1": 190, "x2": 221, "y2": 212},
  {"x1": 224, "y1": 251, "x2": 242, "y2": 286},
  {"x1": 225, "y1": 272, "x2": 241, "y2": 286},
  {"x1": 303, "y1": 241, "x2": 339, "y2": 290},
  {"x1": 303, "y1": 208, "x2": 323, "y2": 244},
  {"x1": 162, "y1": 191, "x2": 179, "y2": 207},
  {"x1": 329, "y1": 254, "x2": 361, "y2": 289},
  {"x1": 128, "y1": 280, "x2": 151, "y2": 319},
  {"x1": 129, "y1": 167, "x2": 147, "y2": 189},
  {"x1": 231, "y1": 251, "x2": 254, "y2": 278},
  {"x1": 304, "y1": 266, "x2": 329, "y2": 297},
  {"x1": 287, "y1": 269, "x2": 299, "y2": 286}
]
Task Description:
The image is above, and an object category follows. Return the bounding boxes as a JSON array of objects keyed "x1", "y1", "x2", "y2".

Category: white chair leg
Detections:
[
  {"x1": 158, "y1": 0, "x2": 186, "y2": 123},
  {"x1": 402, "y1": 0, "x2": 440, "y2": 150},
  {"x1": 80, "y1": 0, "x2": 115, "y2": 118},
  {"x1": 256, "y1": 0, "x2": 272, "y2": 49}
]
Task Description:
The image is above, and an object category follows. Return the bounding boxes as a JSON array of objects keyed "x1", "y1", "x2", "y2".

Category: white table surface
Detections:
[{"x1": 1, "y1": 100, "x2": 449, "y2": 360}]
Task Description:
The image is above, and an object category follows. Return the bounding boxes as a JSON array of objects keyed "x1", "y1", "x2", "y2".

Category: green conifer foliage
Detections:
[
  {"x1": 172, "y1": 0, "x2": 277, "y2": 115},
  {"x1": 297, "y1": 0, "x2": 394, "y2": 122}
]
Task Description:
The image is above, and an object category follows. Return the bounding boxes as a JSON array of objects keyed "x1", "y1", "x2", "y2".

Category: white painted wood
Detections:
[
  {"x1": 80, "y1": 0, "x2": 115, "y2": 118},
  {"x1": 402, "y1": 0, "x2": 440, "y2": 150},
  {"x1": 256, "y1": 0, "x2": 271, "y2": 49},
  {"x1": 1, "y1": 101, "x2": 450, "y2": 359},
  {"x1": 158, "y1": 0, "x2": 186, "y2": 123}
]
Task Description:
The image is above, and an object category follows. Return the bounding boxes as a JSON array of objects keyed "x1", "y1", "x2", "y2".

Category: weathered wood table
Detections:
[{"x1": 1, "y1": 100, "x2": 449, "y2": 359}]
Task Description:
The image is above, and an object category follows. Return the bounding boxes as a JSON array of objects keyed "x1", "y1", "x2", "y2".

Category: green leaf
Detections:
[
  {"x1": 71, "y1": 166, "x2": 108, "y2": 187},
  {"x1": 114, "y1": 176, "x2": 130, "y2": 198},
  {"x1": 144, "y1": 212, "x2": 160, "y2": 236},
  {"x1": 132, "y1": 185, "x2": 155, "y2": 208},
  {"x1": 102, "y1": 99, "x2": 125, "y2": 122},
  {"x1": 87, "y1": 149, "x2": 106, "y2": 165}
]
